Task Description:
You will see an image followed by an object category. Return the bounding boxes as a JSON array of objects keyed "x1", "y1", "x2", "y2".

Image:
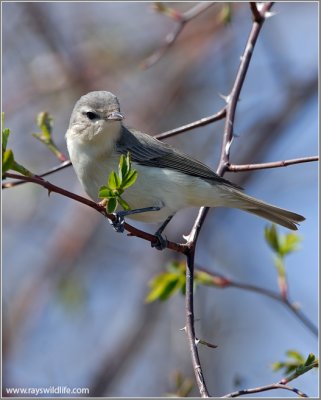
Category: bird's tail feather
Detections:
[{"x1": 225, "y1": 189, "x2": 305, "y2": 230}]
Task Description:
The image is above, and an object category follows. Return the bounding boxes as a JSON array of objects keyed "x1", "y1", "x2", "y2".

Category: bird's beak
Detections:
[{"x1": 107, "y1": 111, "x2": 124, "y2": 121}]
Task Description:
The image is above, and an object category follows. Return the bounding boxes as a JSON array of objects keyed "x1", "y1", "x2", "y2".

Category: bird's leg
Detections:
[
  {"x1": 151, "y1": 215, "x2": 173, "y2": 250},
  {"x1": 110, "y1": 206, "x2": 161, "y2": 233}
]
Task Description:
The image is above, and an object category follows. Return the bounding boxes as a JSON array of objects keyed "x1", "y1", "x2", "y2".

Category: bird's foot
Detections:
[
  {"x1": 151, "y1": 232, "x2": 168, "y2": 251},
  {"x1": 150, "y1": 215, "x2": 173, "y2": 250},
  {"x1": 110, "y1": 211, "x2": 126, "y2": 233},
  {"x1": 109, "y1": 206, "x2": 161, "y2": 233}
]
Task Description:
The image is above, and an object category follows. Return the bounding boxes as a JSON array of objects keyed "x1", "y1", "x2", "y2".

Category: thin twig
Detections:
[
  {"x1": 2, "y1": 160, "x2": 72, "y2": 189},
  {"x1": 155, "y1": 107, "x2": 226, "y2": 140},
  {"x1": 222, "y1": 382, "x2": 308, "y2": 398},
  {"x1": 3, "y1": 172, "x2": 185, "y2": 253},
  {"x1": 217, "y1": 2, "x2": 275, "y2": 176},
  {"x1": 196, "y1": 266, "x2": 318, "y2": 337},
  {"x1": 227, "y1": 156, "x2": 318, "y2": 172},
  {"x1": 142, "y1": 2, "x2": 215, "y2": 69}
]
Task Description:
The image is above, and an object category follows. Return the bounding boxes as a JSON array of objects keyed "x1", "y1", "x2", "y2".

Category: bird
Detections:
[{"x1": 65, "y1": 91, "x2": 305, "y2": 246}]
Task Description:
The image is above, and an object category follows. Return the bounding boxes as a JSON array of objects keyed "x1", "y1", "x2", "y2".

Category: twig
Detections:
[
  {"x1": 222, "y1": 382, "x2": 308, "y2": 398},
  {"x1": 185, "y1": 250, "x2": 210, "y2": 398},
  {"x1": 217, "y1": 2, "x2": 274, "y2": 176},
  {"x1": 155, "y1": 107, "x2": 226, "y2": 140},
  {"x1": 249, "y1": 2, "x2": 263, "y2": 23},
  {"x1": 2, "y1": 160, "x2": 72, "y2": 189},
  {"x1": 142, "y1": 2, "x2": 215, "y2": 69},
  {"x1": 227, "y1": 156, "x2": 318, "y2": 172},
  {"x1": 196, "y1": 266, "x2": 318, "y2": 337},
  {"x1": 3, "y1": 172, "x2": 185, "y2": 254}
]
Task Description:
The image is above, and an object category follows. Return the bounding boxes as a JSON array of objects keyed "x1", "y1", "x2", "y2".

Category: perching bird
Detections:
[{"x1": 65, "y1": 91, "x2": 304, "y2": 245}]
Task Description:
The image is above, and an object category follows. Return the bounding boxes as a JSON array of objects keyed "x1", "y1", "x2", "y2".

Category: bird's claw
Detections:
[
  {"x1": 110, "y1": 211, "x2": 126, "y2": 233},
  {"x1": 151, "y1": 232, "x2": 168, "y2": 251}
]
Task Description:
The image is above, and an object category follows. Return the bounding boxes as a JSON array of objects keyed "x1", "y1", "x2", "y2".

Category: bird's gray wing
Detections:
[{"x1": 115, "y1": 126, "x2": 242, "y2": 190}]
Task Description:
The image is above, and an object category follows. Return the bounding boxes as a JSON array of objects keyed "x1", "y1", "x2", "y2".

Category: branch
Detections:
[
  {"x1": 2, "y1": 160, "x2": 72, "y2": 189},
  {"x1": 249, "y1": 2, "x2": 263, "y2": 23},
  {"x1": 217, "y1": 1, "x2": 274, "y2": 176},
  {"x1": 222, "y1": 382, "x2": 308, "y2": 398},
  {"x1": 196, "y1": 267, "x2": 318, "y2": 337},
  {"x1": 227, "y1": 156, "x2": 318, "y2": 172},
  {"x1": 4, "y1": 172, "x2": 186, "y2": 254},
  {"x1": 183, "y1": 3, "x2": 275, "y2": 396},
  {"x1": 185, "y1": 250, "x2": 210, "y2": 398},
  {"x1": 155, "y1": 107, "x2": 226, "y2": 140},
  {"x1": 141, "y1": 2, "x2": 215, "y2": 69}
]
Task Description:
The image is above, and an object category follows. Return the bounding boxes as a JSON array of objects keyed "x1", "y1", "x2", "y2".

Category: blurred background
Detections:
[{"x1": 2, "y1": 2, "x2": 318, "y2": 397}]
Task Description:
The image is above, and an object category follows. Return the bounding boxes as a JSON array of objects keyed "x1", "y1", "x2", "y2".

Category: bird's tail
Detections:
[{"x1": 223, "y1": 188, "x2": 305, "y2": 230}]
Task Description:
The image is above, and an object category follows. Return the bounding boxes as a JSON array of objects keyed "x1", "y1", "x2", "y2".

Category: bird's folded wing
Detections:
[{"x1": 116, "y1": 127, "x2": 242, "y2": 190}]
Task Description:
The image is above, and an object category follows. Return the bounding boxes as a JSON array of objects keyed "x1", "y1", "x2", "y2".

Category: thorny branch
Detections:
[
  {"x1": 182, "y1": 2, "x2": 276, "y2": 396},
  {"x1": 196, "y1": 266, "x2": 318, "y2": 337}
]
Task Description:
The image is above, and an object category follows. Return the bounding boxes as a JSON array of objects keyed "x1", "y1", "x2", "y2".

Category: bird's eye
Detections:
[{"x1": 85, "y1": 111, "x2": 99, "y2": 120}]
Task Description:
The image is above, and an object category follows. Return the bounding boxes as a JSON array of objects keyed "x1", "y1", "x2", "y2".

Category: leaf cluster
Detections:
[
  {"x1": 146, "y1": 261, "x2": 230, "y2": 303},
  {"x1": 99, "y1": 152, "x2": 137, "y2": 213},
  {"x1": 2, "y1": 114, "x2": 33, "y2": 177},
  {"x1": 272, "y1": 351, "x2": 318, "y2": 381},
  {"x1": 264, "y1": 224, "x2": 301, "y2": 298},
  {"x1": 32, "y1": 112, "x2": 66, "y2": 161}
]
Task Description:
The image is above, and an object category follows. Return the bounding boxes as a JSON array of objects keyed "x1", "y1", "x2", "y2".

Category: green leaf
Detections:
[
  {"x1": 121, "y1": 170, "x2": 137, "y2": 189},
  {"x1": 2, "y1": 127, "x2": 10, "y2": 153},
  {"x1": 108, "y1": 170, "x2": 120, "y2": 189},
  {"x1": 2, "y1": 149, "x2": 14, "y2": 174},
  {"x1": 146, "y1": 272, "x2": 183, "y2": 303},
  {"x1": 272, "y1": 351, "x2": 319, "y2": 377},
  {"x1": 36, "y1": 111, "x2": 53, "y2": 139},
  {"x1": 265, "y1": 224, "x2": 280, "y2": 254},
  {"x1": 304, "y1": 353, "x2": 316, "y2": 367},
  {"x1": 98, "y1": 186, "x2": 116, "y2": 199},
  {"x1": 286, "y1": 350, "x2": 305, "y2": 363},
  {"x1": 118, "y1": 196, "x2": 131, "y2": 211},
  {"x1": 119, "y1": 154, "x2": 129, "y2": 181},
  {"x1": 107, "y1": 197, "x2": 118, "y2": 213},
  {"x1": 280, "y1": 233, "x2": 301, "y2": 257},
  {"x1": 11, "y1": 160, "x2": 33, "y2": 177}
]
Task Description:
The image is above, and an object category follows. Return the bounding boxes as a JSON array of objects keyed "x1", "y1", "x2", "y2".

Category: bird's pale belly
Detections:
[{"x1": 77, "y1": 157, "x2": 220, "y2": 223}]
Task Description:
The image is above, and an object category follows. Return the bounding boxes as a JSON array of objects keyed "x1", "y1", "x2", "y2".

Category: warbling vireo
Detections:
[{"x1": 65, "y1": 91, "x2": 304, "y2": 242}]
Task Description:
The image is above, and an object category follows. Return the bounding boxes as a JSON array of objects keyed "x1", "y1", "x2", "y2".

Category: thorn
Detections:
[
  {"x1": 47, "y1": 189, "x2": 52, "y2": 197},
  {"x1": 264, "y1": 11, "x2": 277, "y2": 19},
  {"x1": 198, "y1": 338, "x2": 218, "y2": 349},
  {"x1": 180, "y1": 326, "x2": 187, "y2": 332},
  {"x1": 218, "y1": 92, "x2": 231, "y2": 104},
  {"x1": 195, "y1": 338, "x2": 200, "y2": 345}
]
